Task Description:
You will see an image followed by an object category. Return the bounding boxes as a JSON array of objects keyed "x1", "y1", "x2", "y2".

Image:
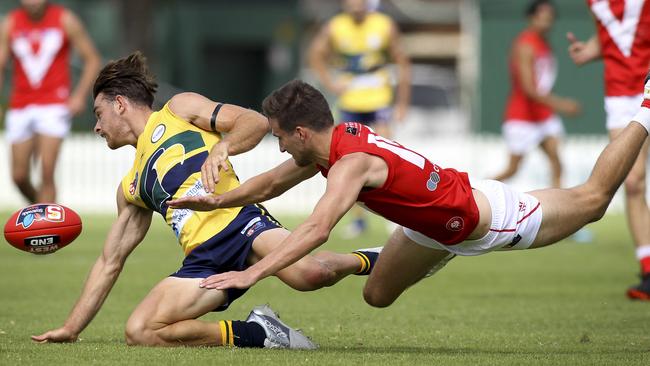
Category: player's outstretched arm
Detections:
[
  {"x1": 199, "y1": 154, "x2": 369, "y2": 290},
  {"x1": 31, "y1": 186, "x2": 152, "y2": 343},
  {"x1": 168, "y1": 158, "x2": 318, "y2": 211},
  {"x1": 168, "y1": 92, "x2": 270, "y2": 193}
]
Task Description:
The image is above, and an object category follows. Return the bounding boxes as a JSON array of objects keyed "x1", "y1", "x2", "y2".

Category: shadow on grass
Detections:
[{"x1": 322, "y1": 345, "x2": 650, "y2": 356}]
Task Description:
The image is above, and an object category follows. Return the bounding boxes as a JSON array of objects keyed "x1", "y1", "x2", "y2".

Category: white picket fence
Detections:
[{"x1": 0, "y1": 133, "x2": 630, "y2": 215}]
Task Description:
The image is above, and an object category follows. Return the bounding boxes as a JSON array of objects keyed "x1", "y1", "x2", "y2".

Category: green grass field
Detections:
[{"x1": 1, "y1": 212, "x2": 649, "y2": 365}]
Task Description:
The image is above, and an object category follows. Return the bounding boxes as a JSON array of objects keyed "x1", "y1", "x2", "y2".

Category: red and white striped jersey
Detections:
[
  {"x1": 317, "y1": 123, "x2": 480, "y2": 245},
  {"x1": 589, "y1": 0, "x2": 650, "y2": 96},
  {"x1": 7, "y1": 4, "x2": 71, "y2": 108}
]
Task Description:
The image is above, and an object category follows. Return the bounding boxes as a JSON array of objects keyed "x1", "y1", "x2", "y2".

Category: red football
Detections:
[{"x1": 3, "y1": 204, "x2": 82, "y2": 254}]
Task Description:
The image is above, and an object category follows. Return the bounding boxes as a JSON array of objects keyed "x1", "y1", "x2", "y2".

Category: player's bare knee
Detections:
[
  {"x1": 11, "y1": 171, "x2": 30, "y2": 187},
  {"x1": 297, "y1": 264, "x2": 337, "y2": 290},
  {"x1": 362, "y1": 284, "x2": 395, "y2": 308},
  {"x1": 40, "y1": 171, "x2": 56, "y2": 186},
  {"x1": 623, "y1": 174, "x2": 646, "y2": 197},
  {"x1": 125, "y1": 317, "x2": 158, "y2": 346}
]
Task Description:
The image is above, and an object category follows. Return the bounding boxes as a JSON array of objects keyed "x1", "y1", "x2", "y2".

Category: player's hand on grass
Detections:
[
  {"x1": 199, "y1": 269, "x2": 258, "y2": 290},
  {"x1": 31, "y1": 327, "x2": 78, "y2": 343},
  {"x1": 167, "y1": 195, "x2": 222, "y2": 211},
  {"x1": 202, "y1": 142, "x2": 230, "y2": 193}
]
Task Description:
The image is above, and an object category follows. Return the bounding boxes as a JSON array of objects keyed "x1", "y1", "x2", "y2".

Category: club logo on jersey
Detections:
[
  {"x1": 518, "y1": 201, "x2": 526, "y2": 212},
  {"x1": 445, "y1": 216, "x2": 464, "y2": 232},
  {"x1": 426, "y1": 172, "x2": 441, "y2": 191},
  {"x1": 151, "y1": 124, "x2": 166, "y2": 143},
  {"x1": 345, "y1": 125, "x2": 359, "y2": 136},
  {"x1": 129, "y1": 172, "x2": 139, "y2": 196},
  {"x1": 140, "y1": 130, "x2": 206, "y2": 212},
  {"x1": 15, "y1": 204, "x2": 65, "y2": 229}
]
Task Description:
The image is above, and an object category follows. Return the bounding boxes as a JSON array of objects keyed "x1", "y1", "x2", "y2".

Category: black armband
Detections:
[{"x1": 210, "y1": 103, "x2": 223, "y2": 132}]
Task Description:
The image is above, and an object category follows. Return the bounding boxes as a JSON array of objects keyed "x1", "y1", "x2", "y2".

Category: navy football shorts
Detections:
[{"x1": 170, "y1": 204, "x2": 282, "y2": 311}]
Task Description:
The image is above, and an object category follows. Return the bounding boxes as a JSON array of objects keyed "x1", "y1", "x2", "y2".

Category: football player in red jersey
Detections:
[
  {"x1": 169, "y1": 79, "x2": 650, "y2": 307},
  {"x1": 0, "y1": 0, "x2": 101, "y2": 203},
  {"x1": 567, "y1": 0, "x2": 650, "y2": 300},
  {"x1": 493, "y1": 0, "x2": 580, "y2": 188}
]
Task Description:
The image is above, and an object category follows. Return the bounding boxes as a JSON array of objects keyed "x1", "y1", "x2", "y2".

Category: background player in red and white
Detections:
[
  {"x1": 168, "y1": 79, "x2": 650, "y2": 308},
  {"x1": 567, "y1": 0, "x2": 650, "y2": 300},
  {"x1": 0, "y1": 0, "x2": 101, "y2": 203},
  {"x1": 493, "y1": 0, "x2": 580, "y2": 188}
]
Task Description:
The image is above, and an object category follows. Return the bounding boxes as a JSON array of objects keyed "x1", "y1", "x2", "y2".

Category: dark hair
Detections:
[
  {"x1": 526, "y1": 0, "x2": 554, "y2": 17},
  {"x1": 93, "y1": 51, "x2": 158, "y2": 108},
  {"x1": 262, "y1": 80, "x2": 334, "y2": 132}
]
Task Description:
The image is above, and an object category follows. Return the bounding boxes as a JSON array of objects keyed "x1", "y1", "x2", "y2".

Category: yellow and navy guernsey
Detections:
[
  {"x1": 121, "y1": 103, "x2": 242, "y2": 255},
  {"x1": 330, "y1": 11, "x2": 393, "y2": 112}
]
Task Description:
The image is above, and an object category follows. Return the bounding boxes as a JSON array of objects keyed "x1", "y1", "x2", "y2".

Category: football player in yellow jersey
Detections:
[
  {"x1": 31, "y1": 52, "x2": 380, "y2": 349},
  {"x1": 309, "y1": 0, "x2": 411, "y2": 237}
]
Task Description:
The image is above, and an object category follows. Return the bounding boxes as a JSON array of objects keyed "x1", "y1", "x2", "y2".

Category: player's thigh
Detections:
[
  {"x1": 527, "y1": 187, "x2": 593, "y2": 248},
  {"x1": 36, "y1": 135, "x2": 64, "y2": 175},
  {"x1": 539, "y1": 135, "x2": 560, "y2": 160},
  {"x1": 248, "y1": 227, "x2": 326, "y2": 286},
  {"x1": 128, "y1": 277, "x2": 227, "y2": 327},
  {"x1": 365, "y1": 227, "x2": 451, "y2": 301}
]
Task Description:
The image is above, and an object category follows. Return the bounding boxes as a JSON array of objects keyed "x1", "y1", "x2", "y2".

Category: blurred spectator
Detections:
[
  {"x1": 492, "y1": 0, "x2": 580, "y2": 188},
  {"x1": 0, "y1": 0, "x2": 101, "y2": 204},
  {"x1": 309, "y1": 0, "x2": 410, "y2": 237}
]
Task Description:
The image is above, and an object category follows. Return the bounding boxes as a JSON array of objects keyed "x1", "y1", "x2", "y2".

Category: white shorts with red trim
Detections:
[
  {"x1": 402, "y1": 179, "x2": 543, "y2": 256},
  {"x1": 5, "y1": 104, "x2": 71, "y2": 144},
  {"x1": 502, "y1": 115, "x2": 564, "y2": 155},
  {"x1": 604, "y1": 94, "x2": 643, "y2": 131}
]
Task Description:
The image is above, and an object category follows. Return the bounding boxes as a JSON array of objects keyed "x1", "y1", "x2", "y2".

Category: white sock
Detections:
[{"x1": 636, "y1": 245, "x2": 650, "y2": 260}]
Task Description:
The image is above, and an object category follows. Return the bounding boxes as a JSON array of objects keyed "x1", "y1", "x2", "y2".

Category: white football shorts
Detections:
[
  {"x1": 604, "y1": 94, "x2": 643, "y2": 131},
  {"x1": 403, "y1": 179, "x2": 543, "y2": 256},
  {"x1": 5, "y1": 104, "x2": 71, "y2": 144},
  {"x1": 502, "y1": 115, "x2": 564, "y2": 155}
]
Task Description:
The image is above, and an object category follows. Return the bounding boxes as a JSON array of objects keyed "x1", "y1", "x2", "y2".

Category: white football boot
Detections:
[{"x1": 246, "y1": 304, "x2": 318, "y2": 350}]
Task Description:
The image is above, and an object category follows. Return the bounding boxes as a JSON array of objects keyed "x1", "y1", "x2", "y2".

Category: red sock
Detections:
[{"x1": 640, "y1": 256, "x2": 650, "y2": 275}]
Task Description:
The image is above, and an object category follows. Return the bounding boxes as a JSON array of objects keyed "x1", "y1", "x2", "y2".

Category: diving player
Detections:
[{"x1": 169, "y1": 78, "x2": 650, "y2": 311}]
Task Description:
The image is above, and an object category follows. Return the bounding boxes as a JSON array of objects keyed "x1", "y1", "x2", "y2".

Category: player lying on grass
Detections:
[
  {"x1": 32, "y1": 53, "x2": 381, "y2": 348},
  {"x1": 169, "y1": 77, "x2": 650, "y2": 307}
]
